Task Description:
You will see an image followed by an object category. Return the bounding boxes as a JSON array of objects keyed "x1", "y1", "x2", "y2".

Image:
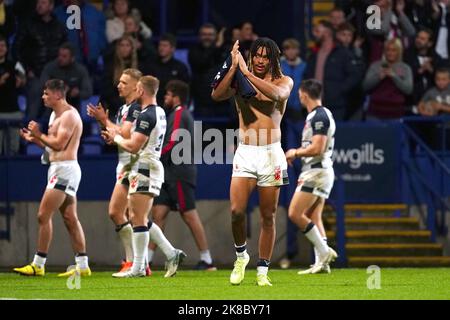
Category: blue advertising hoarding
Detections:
[{"x1": 331, "y1": 122, "x2": 402, "y2": 203}]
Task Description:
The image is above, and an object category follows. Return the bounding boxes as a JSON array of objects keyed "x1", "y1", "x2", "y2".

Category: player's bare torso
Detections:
[
  {"x1": 48, "y1": 107, "x2": 82, "y2": 162},
  {"x1": 234, "y1": 78, "x2": 287, "y2": 146}
]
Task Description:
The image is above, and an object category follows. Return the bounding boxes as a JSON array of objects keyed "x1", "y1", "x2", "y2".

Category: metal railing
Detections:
[{"x1": 400, "y1": 116, "x2": 450, "y2": 240}]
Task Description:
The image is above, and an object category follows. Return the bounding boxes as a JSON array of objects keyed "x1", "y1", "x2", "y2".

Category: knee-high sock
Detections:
[
  {"x1": 132, "y1": 226, "x2": 149, "y2": 273},
  {"x1": 117, "y1": 223, "x2": 133, "y2": 262},
  {"x1": 304, "y1": 223, "x2": 328, "y2": 258},
  {"x1": 314, "y1": 237, "x2": 328, "y2": 265},
  {"x1": 148, "y1": 222, "x2": 175, "y2": 260}
]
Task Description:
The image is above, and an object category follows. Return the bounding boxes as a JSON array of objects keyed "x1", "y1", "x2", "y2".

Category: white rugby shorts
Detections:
[
  {"x1": 46, "y1": 160, "x2": 81, "y2": 197},
  {"x1": 296, "y1": 168, "x2": 334, "y2": 199},
  {"x1": 128, "y1": 159, "x2": 164, "y2": 196},
  {"x1": 232, "y1": 142, "x2": 288, "y2": 187}
]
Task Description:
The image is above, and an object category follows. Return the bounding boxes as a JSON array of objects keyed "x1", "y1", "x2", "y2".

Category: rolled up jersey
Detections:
[
  {"x1": 211, "y1": 55, "x2": 256, "y2": 100},
  {"x1": 235, "y1": 69, "x2": 257, "y2": 99},
  {"x1": 211, "y1": 55, "x2": 232, "y2": 89}
]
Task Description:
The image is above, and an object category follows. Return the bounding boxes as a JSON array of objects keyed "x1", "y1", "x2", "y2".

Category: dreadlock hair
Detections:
[{"x1": 248, "y1": 37, "x2": 283, "y2": 80}]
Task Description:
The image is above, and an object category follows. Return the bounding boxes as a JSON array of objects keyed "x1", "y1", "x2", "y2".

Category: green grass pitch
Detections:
[{"x1": 0, "y1": 269, "x2": 449, "y2": 300}]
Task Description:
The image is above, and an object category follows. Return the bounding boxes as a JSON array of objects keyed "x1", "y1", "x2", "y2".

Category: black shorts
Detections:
[{"x1": 154, "y1": 180, "x2": 196, "y2": 213}]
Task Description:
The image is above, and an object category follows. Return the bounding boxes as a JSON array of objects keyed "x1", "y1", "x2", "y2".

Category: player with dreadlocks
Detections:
[{"x1": 212, "y1": 38, "x2": 293, "y2": 286}]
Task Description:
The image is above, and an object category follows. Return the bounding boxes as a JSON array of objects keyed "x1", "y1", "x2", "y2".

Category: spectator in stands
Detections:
[
  {"x1": 335, "y1": 0, "x2": 372, "y2": 37},
  {"x1": 281, "y1": 38, "x2": 306, "y2": 119},
  {"x1": 405, "y1": 0, "x2": 435, "y2": 30},
  {"x1": 336, "y1": 22, "x2": 367, "y2": 120},
  {"x1": 0, "y1": 0, "x2": 15, "y2": 39},
  {"x1": 54, "y1": 0, "x2": 107, "y2": 72},
  {"x1": 146, "y1": 33, "x2": 190, "y2": 106},
  {"x1": 14, "y1": 0, "x2": 67, "y2": 120},
  {"x1": 363, "y1": 38, "x2": 413, "y2": 119},
  {"x1": 418, "y1": 67, "x2": 450, "y2": 115},
  {"x1": 123, "y1": 14, "x2": 156, "y2": 63},
  {"x1": 221, "y1": 25, "x2": 241, "y2": 54},
  {"x1": 188, "y1": 23, "x2": 228, "y2": 117},
  {"x1": 336, "y1": 22, "x2": 365, "y2": 60},
  {"x1": 105, "y1": 0, "x2": 152, "y2": 44},
  {"x1": 128, "y1": 0, "x2": 155, "y2": 29},
  {"x1": 0, "y1": 35, "x2": 24, "y2": 155},
  {"x1": 40, "y1": 42, "x2": 93, "y2": 111},
  {"x1": 279, "y1": 38, "x2": 307, "y2": 268},
  {"x1": 416, "y1": 67, "x2": 450, "y2": 149},
  {"x1": 305, "y1": 20, "x2": 363, "y2": 121},
  {"x1": 431, "y1": 0, "x2": 450, "y2": 67},
  {"x1": 100, "y1": 35, "x2": 139, "y2": 118},
  {"x1": 366, "y1": 0, "x2": 416, "y2": 63},
  {"x1": 329, "y1": 7, "x2": 346, "y2": 30},
  {"x1": 239, "y1": 21, "x2": 257, "y2": 59},
  {"x1": 404, "y1": 28, "x2": 439, "y2": 112}
]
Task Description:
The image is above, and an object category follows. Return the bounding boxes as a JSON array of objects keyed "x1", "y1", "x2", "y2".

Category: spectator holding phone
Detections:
[{"x1": 363, "y1": 38, "x2": 413, "y2": 119}]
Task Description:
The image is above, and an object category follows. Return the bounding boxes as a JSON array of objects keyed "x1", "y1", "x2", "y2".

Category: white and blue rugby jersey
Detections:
[
  {"x1": 301, "y1": 106, "x2": 336, "y2": 171},
  {"x1": 133, "y1": 104, "x2": 167, "y2": 161}
]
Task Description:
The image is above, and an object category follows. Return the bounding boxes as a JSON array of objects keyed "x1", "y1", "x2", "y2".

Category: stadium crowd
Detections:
[{"x1": 0, "y1": 0, "x2": 449, "y2": 156}]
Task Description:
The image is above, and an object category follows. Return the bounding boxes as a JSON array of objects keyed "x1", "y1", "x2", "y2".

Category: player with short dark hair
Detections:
[
  {"x1": 14, "y1": 79, "x2": 90, "y2": 277},
  {"x1": 285, "y1": 79, "x2": 338, "y2": 275}
]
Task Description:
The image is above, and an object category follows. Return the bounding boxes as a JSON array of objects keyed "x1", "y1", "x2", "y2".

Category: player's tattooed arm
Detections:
[{"x1": 119, "y1": 121, "x2": 134, "y2": 139}]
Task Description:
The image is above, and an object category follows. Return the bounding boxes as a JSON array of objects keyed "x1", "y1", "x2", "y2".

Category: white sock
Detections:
[
  {"x1": 147, "y1": 249, "x2": 154, "y2": 264},
  {"x1": 132, "y1": 228, "x2": 149, "y2": 273},
  {"x1": 32, "y1": 254, "x2": 46, "y2": 268},
  {"x1": 149, "y1": 223, "x2": 175, "y2": 260},
  {"x1": 314, "y1": 247, "x2": 320, "y2": 266},
  {"x1": 144, "y1": 247, "x2": 148, "y2": 267},
  {"x1": 314, "y1": 238, "x2": 328, "y2": 265},
  {"x1": 304, "y1": 224, "x2": 329, "y2": 257},
  {"x1": 257, "y1": 266, "x2": 268, "y2": 276},
  {"x1": 75, "y1": 255, "x2": 89, "y2": 270},
  {"x1": 117, "y1": 223, "x2": 134, "y2": 262},
  {"x1": 200, "y1": 250, "x2": 212, "y2": 264}
]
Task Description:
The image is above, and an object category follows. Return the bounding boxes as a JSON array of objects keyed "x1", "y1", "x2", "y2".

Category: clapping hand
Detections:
[{"x1": 27, "y1": 121, "x2": 42, "y2": 138}]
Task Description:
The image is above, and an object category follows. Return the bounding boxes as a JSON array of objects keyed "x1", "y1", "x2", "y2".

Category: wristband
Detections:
[{"x1": 114, "y1": 135, "x2": 124, "y2": 146}]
